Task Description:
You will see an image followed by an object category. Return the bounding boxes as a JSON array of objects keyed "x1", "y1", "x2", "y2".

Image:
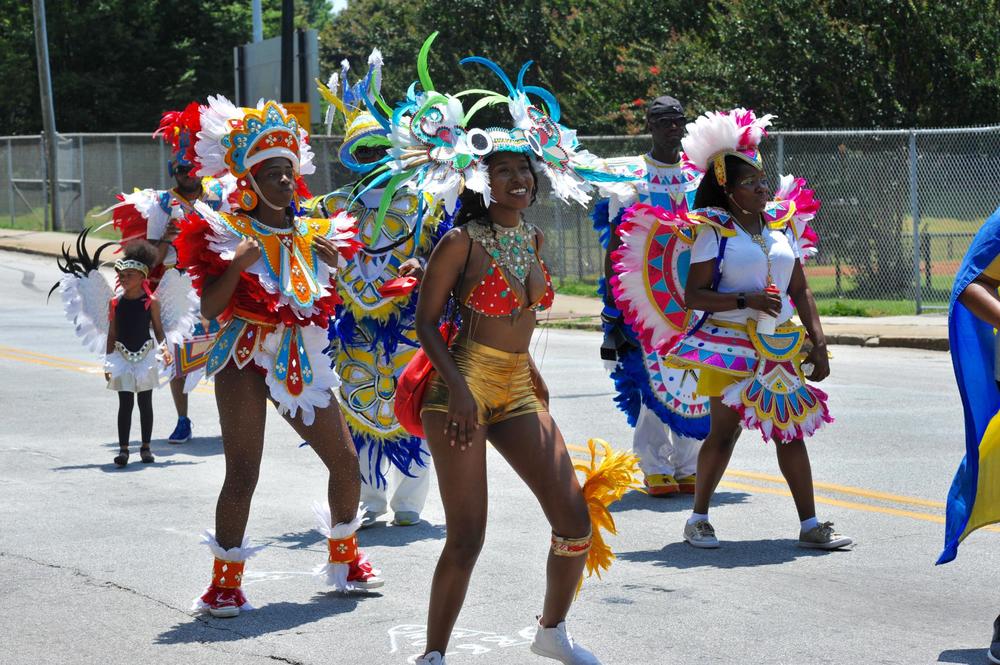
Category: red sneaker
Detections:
[
  {"x1": 196, "y1": 583, "x2": 249, "y2": 618},
  {"x1": 193, "y1": 556, "x2": 252, "y2": 617},
  {"x1": 346, "y1": 552, "x2": 384, "y2": 590}
]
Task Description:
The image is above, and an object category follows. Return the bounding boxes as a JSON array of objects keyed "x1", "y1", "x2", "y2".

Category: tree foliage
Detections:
[
  {"x1": 319, "y1": 0, "x2": 1000, "y2": 132},
  {"x1": 2, "y1": 0, "x2": 332, "y2": 134},
  {"x1": 3, "y1": 0, "x2": 998, "y2": 135}
]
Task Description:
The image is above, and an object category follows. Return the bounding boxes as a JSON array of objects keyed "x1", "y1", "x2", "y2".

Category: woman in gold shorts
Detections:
[{"x1": 414, "y1": 151, "x2": 602, "y2": 664}]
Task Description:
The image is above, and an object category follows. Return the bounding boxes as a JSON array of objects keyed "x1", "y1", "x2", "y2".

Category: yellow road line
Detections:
[
  {"x1": 0, "y1": 344, "x2": 101, "y2": 367},
  {"x1": 566, "y1": 442, "x2": 1000, "y2": 533},
  {"x1": 0, "y1": 351, "x2": 97, "y2": 373},
  {"x1": 0, "y1": 348, "x2": 214, "y2": 394},
  {"x1": 0, "y1": 346, "x2": 993, "y2": 533},
  {"x1": 719, "y1": 480, "x2": 944, "y2": 524},
  {"x1": 725, "y1": 469, "x2": 946, "y2": 510},
  {"x1": 718, "y1": 480, "x2": 1000, "y2": 533}
]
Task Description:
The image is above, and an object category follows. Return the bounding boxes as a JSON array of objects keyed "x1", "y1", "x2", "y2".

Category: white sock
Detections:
[
  {"x1": 800, "y1": 517, "x2": 819, "y2": 531},
  {"x1": 688, "y1": 512, "x2": 708, "y2": 525}
]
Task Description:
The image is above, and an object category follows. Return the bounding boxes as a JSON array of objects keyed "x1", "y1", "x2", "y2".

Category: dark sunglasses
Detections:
[{"x1": 648, "y1": 116, "x2": 687, "y2": 128}]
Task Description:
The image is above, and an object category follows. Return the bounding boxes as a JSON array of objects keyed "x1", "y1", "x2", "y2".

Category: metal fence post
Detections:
[
  {"x1": 776, "y1": 133, "x2": 784, "y2": 176},
  {"x1": 6, "y1": 139, "x2": 14, "y2": 226},
  {"x1": 322, "y1": 139, "x2": 331, "y2": 191},
  {"x1": 908, "y1": 131, "x2": 921, "y2": 315},
  {"x1": 115, "y1": 135, "x2": 124, "y2": 193},
  {"x1": 554, "y1": 200, "x2": 566, "y2": 281},
  {"x1": 78, "y1": 135, "x2": 86, "y2": 229},
  {"x1": 39, "y1": 135, "x2": 49, "y2": 231},
  {"x1": 159, "y1": 142, "x2": 167, "y2": 189}
]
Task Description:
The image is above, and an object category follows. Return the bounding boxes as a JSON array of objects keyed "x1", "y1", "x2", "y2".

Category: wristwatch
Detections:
[{"x1": 736, "y1": 293, "x2": 747, "y2": 309}]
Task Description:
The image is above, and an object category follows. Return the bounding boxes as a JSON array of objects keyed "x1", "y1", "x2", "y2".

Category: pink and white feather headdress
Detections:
[{"x1": 682, "y1": 108, "x2": 774, "y2": 185}]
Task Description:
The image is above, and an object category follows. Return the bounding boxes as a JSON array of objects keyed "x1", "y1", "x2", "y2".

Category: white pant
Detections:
[
  {"x1": 632, "y1": 404, "x2": 701, "y2": 477},
  {"x1": 360, "y1": 450, "x2": 432, "y2": 516}
]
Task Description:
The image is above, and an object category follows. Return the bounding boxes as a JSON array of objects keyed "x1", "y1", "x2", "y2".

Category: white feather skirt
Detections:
[{"x1": 105, "y1": 340, "x2": 165, "y2": 393}]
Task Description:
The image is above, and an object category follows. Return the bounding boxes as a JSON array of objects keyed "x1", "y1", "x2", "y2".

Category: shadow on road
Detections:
[
  {"x1": 129, "y1": 436, "x2": 224, "y2": 459},
  {"x1": 355, "y1": 521, "x2": 446, "y2": 547},
  {"x1": 263, "y1": 521, "x2": 446, "y2": 551},
  {"x1": 609, "y1": 489, "x2": 750, "y2": 514},
  {"x1": 264, "y1": 529, "x2": 327, "y2": 550},
  {"x1": 618, "y1": 538, "x2": 850, "y2": 569},
  {"x1": 938, "y1": 648, "x2": 988, "y2": 664},
  {"x1": 51, "y1": 436, "x2": 224, "y2": 472},
  {"x1": 155, "y1": 593, "x2": 377, "y2": 644},
  {"x1": 51, "y1": 459, "x2": 200, "y2": 472},
  {"x1": 0, "y1": 262, "x2": 43, "y2": 293}
]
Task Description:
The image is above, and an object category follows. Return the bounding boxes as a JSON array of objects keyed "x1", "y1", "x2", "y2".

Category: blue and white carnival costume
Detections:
[
  {"x1": 594, "y1": 152, "x2": 709, "y2": 486},
  {"x1": 313, "y1": 51, "x2": 451, "y2": 519}
]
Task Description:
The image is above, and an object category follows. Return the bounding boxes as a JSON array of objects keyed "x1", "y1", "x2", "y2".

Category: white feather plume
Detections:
[
  {"x1": 195, "y1": 95, "x2": 243, "y2": 178},
  {"x1": 60, "y1": 270, "x2": 114, "y2": 355},
  {"x1": 682, "y1": 108, "x2": 774, "y2": 172},
  {"x1": 153, "y1": 269, "x2": 200, "y2": 348}
]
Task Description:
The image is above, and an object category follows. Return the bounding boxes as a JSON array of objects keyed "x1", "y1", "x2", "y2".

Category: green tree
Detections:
[{"x1": 2, "y1": 0, "x2": 333, "y2": 134}]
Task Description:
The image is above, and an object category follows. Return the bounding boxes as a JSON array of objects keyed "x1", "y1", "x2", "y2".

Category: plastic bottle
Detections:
[{"x1": 756, "y1": 283, "x2": 781, "y2": 335}]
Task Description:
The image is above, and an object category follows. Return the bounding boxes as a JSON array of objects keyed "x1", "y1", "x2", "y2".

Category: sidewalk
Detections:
[
  {"x1": 1, "y1": 228, "x2": 949, "y2": 351},
  {"x1": 543, "y1": 294, "x2": 949, "y2": 352}
]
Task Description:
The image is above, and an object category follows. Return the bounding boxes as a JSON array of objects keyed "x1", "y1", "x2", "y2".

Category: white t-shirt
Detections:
[{"x1": 689, "y1": 222, "x2": 801, "y2": 324}]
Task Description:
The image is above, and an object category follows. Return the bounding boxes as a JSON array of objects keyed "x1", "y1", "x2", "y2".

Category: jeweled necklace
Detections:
[{"x1": 467, "y1": 218, "x2": 536, "y2": 286}]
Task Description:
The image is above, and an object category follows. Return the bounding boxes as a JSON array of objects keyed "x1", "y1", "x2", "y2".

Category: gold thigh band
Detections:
[{"x1": 551, "y1": 531, "x2": 593, "y2": 557}]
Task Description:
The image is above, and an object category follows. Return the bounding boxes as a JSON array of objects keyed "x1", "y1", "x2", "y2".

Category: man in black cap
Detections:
[{"x1": 593, "y1": 94, "x2": 708, "y2": 497}]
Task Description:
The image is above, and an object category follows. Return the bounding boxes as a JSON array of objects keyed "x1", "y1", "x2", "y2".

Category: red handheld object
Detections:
[{"x1": 378, "y1": 275, "x2": 419, "y2": 298}]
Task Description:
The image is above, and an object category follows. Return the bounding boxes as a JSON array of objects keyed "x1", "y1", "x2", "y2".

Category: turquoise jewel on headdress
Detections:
[{"x1": 222, "y1": 101, "x2": 302, "y2": 177}]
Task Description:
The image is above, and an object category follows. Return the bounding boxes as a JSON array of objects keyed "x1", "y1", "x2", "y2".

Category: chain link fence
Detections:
[{"x1": 3, "y1": 128, "x2": 999, "y2": 312}]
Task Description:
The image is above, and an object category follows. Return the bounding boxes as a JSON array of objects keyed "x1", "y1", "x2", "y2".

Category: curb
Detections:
[
  {"x1": 540, "y1": 319, "x2": 950, "y2": 352},
  {"x1": 0, "y1": 244, "x2": 61, "y2": 259}
]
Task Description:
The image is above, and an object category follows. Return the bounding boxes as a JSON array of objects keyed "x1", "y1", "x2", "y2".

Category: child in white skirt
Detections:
[{"x1": 104, "y1": 242, "x2": 172, "y2": 466}]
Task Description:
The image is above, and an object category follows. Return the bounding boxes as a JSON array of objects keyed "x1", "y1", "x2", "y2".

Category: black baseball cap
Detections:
[{"x1": 647, "y1": 95, "x2": 685, "y2": 118}]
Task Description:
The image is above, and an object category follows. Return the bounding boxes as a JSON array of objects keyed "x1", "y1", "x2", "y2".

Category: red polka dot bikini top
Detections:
[{"x1": 464, "y1": 256, "x2": 555, "y2": 317}]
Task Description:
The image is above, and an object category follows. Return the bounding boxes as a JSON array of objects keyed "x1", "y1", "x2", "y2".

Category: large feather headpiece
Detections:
[
  {"x1": 194, "y1": 96, "x2": 315, "y2": 210},
  {"x1": 682, "y1": 108, "x2": 774, "y2": 185},
  {"x1": 317, "y1": 49, "x2": 392, "y2": 173},
  {"x1": 154, "y1": 101, "x2": 202, "y2": 174}
]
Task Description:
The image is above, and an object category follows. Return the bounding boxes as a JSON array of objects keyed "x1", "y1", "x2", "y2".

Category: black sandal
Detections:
[
  {"x1": 139, "y1": 445, "x2": 155, "y2": 464},
  {"x1": 114, "y1": 446, "x2": 129, "y2": 467}
]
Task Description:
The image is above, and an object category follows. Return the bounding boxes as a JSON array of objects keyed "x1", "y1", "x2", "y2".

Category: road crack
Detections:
[
  {"x1": 0, "y1": 550, "x2": 188, "y2": 615},
  {"x1": 0, "y1": 551, "x2": 312, "y2": 664}
]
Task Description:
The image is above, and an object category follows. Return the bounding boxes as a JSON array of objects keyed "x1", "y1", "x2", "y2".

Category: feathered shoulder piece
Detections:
[
  {"x1": 771, "y1": 174, "x2": 821, "y2": 259},
  {"x1": 48, "y1": 227, "x2": 118, "y2": 354}
]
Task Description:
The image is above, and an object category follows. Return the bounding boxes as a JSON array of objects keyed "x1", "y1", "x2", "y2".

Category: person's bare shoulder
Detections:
[{"x1": 432, "y1": 226, "x2": 472, "y2": 261}]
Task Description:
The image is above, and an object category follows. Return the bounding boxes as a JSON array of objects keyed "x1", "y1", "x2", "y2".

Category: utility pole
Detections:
[
  {"x1": 252, "y1": 0, "x2": 263, "y2": 43},
  {"x1": 32, "y1": 0, "x2": 59, "y2": 231},
  {"x1": 280, "y1": 0, "x2": 294, "y2": 103}
]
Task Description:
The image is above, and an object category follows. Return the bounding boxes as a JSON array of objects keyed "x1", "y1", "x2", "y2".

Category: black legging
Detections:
[{"x1": 118, "y1": 390, "x2": 153, "y2": 448}]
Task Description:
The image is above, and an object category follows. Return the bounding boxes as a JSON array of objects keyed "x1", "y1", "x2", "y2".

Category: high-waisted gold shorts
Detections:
[{"x1": 421, "y1": 338, "x2": 546, "y2": 426}]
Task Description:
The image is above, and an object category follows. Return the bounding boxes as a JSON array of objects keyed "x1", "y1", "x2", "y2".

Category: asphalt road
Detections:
[{"x1": 0, "y1": 249, "x2": 996, "y2": 665}]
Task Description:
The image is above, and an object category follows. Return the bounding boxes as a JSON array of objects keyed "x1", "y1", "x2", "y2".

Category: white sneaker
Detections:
[
  {"x1": 797, "y1": 521, "x2": 853, "y2": 550},
  {"x1": 683, "y1": 519, "x2": 720, "y2": 548},
  {"x1": 530, "y1": 620, "x2": 602, "y2": 664},
  {"x1": 414, "y1": 651, "x2": 445, "y2": 664},
  {"x1": 359, "y1": 510, "x2": 381, "y2": 529}
]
